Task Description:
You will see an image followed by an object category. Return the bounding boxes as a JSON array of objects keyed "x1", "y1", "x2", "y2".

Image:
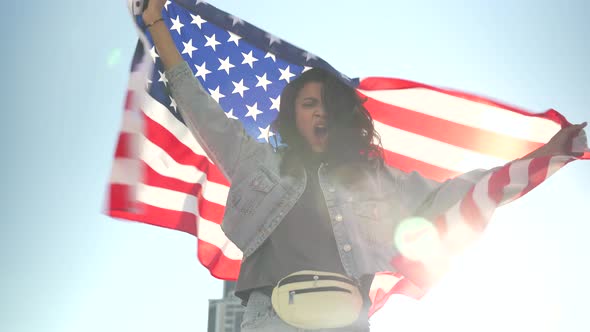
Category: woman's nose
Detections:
[{"x1": 314, "y1": 107, "x2": 326, "y2": 117}]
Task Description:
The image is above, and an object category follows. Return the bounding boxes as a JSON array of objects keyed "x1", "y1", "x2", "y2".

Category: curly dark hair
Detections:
[{"x1": 272, "y1": 68, "x2": 384, "y2": 165}]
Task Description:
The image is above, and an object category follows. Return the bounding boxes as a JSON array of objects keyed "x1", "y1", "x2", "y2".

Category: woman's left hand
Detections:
[{"x1": 544, "y1": 122, "x2": 587, "y2": 157}]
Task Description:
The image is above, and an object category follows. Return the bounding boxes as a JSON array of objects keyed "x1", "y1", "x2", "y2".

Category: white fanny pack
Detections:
[{"x1": 271, "y1": 270, "x2": 363, "y2": 330}]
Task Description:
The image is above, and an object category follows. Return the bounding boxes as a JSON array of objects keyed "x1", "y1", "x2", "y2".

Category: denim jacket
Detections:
[{"x1": 166, "y1": 61, "x2": 494, "y2": 281}]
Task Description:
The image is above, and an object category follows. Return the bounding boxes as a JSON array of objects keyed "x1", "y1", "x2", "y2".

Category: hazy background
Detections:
[{"x1": 1, "y1": 0, "x2": 589, "y2": 331}]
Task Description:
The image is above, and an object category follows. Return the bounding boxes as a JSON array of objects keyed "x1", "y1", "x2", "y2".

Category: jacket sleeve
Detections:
[
  {"x1": 382, "y1": 163, "x2": 498, "y2": 221},
  {"x1": 394, "y1": 168, "x2": 499, "y2": 221},
  {"x1": 384, "y1": 166, "x2": 500, "y2": 289},
  {"x1": 165, "y1": 61, "x2": 270, "y2": 182}
]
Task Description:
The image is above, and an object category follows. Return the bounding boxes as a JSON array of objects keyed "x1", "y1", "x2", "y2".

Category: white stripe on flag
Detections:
[
  {"x1": 110, "y1": 158, "x2": 141, "y2": 185},
  {"x1": 375, "y1": 121, "x2": 508, "y2": 173},
  {"x1": 127, "y1": 71, "x2": 214, "y2": 164},
  {"x1": 503, "y1": 159, "x2": 532, "y2": 204},
  {"x1": 141, "y1": 93, "x2": 213, "y2": 162},
  {"x1": 197, "y1": 218, "x2": 243, "y2": 260},
  {"x1": 547, "y1": 155, "x2": 572, "y2": 178},
  {"x1": 129, "y1": 70, "x2": 149, "y2": 92},
  {"x1": 442, "y1": 202, "x2": 480, "y2": 253},
  {"x1": 121, "y1": 111, "x2": 143, "y2": 134},
  {"x1": 135, "y1": 184, "x2": 241, "y2": 259},
  {"x1": 137, "y1": 184, "x2": 202, "y2": 215},
  {"x1": 111, "y1": 157, "x2": 229, "y2": 206},
  {"x1": 140, "y1": 137, "x2": 229, "y2": 205},
  {"x1": 471, "y1": 172, "x2": 497, "y2": 220}
]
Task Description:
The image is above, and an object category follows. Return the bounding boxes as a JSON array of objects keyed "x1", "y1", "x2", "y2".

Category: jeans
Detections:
[{"x1": 240, "y1": 291, "x2": 370, "y2": 332}]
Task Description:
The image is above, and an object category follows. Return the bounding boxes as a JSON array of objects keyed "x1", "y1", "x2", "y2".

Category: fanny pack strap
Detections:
[{"x1": 278, "y1": 273, "x2": 358, "y2": 287}]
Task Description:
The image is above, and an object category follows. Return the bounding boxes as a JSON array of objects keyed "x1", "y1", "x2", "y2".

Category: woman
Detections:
[{"x1": 141, "y1": 1, "x2": 586, "y2": 331}]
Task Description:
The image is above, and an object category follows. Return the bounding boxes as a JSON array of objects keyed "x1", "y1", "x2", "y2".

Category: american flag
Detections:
[{"x1": 107, "y1": 0, "x2": 589, "y2": 315}]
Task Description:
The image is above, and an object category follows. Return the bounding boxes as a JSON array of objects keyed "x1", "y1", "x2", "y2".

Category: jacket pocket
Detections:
[
  {"x1": 351, "y1": 200, "x2": 395, "y2": 245},
  {"x1": 228, "y1": 167, "x2": 278, "y2": 216}
]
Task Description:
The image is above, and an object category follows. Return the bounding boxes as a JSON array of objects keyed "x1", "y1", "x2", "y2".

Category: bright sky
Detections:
[{"x1": 2, "y1": 0, "x2": 589, "y2": 331}]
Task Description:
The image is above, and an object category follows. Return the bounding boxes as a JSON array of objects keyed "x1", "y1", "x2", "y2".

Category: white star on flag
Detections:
[
  {"x1": 241, "y1": 51, "x2": 258, "y2": 68},
  {"x1": 218, "y1": 56, "x2": 235, "y2": 74},
  {"x1": 229, "y1": 15, "x2": 245, "y2": 26},
  {"x1": 278, "y1": 66, "x2": 295, "y2": 83},
  {"x1": 149, "y1": 46, "x2": 159, "y2": 63},
  {"x1": 181, "y1": 39, "x2": 198, "y2": 58},
  {"x1": 255, "y1": 73, "x2": 272, "y2": 91},
  {"x1": 245, "y1": 102, "x2": 263, "y2": 121},
  {"x1": 257, "y1": 125, "x2": 275, "y2": 143},
  {"x1": 232, "y1": 79, "x2": 250, "y2": 97},
  {"x1": 169, "y1": 96, "x2": 177, "y2": 112},
  {"x1": 265, "y1": 33, "x2": 282, "y2": 46},
  {"x1": 264, "y1": 52, "x2": 276, "y2": 62},
  {"x1": 158, "y1": 70, "x2": 168, "y2": 86},
  {"x1": 204, "y1": 34, "x2": 221, "y2": 51},
  {"x1": 227, "y1": 31, "x2": 241, "y2": 45},
  {"x1": 303, "y1": 51, "x2": 318, "y2": 62},
  {"x1": 170, "y1": 16, "x2": 184, "y2": 34},
  {"x1": 225, "y1": 109, "x2": 239, "y2": 120},
  {"x1": 208, "y1": 86, "x2": 225, "y2": 103},
  {"x1": 194, "y1": 62, "x2": 212, "y2": 81},
  {"x1": 270, "y1": 96, "x2": 280, "y2": 111},
  {"x1": 164, "y1": 0, "x2": 171, "y2": 10},
  {"x1": 190, "y1": 14, "x2": 207, "y2": 28}
]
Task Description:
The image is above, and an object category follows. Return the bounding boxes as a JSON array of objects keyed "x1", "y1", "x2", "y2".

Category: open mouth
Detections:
[{"x1": 314, "y1": 125, "x2": 328, "y2": 138}]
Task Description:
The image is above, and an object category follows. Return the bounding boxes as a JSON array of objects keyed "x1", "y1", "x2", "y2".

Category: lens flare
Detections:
[
  {"x1": 394, "y1": 216, "x2": 441, "y2": 262},
  {"x1": 107, "y1": 48, "x2": 122, "y2": 68}
]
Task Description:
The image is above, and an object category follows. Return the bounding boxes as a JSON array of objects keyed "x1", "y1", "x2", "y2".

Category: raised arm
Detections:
[
  {"x1": 394, "y1": 167, "x2": 495, "y2": 221},
  {"x1": 520, "y1": 122, "x2": 587, "y2": 159},
  {"x1": 143, "y1": 1, "x2": 183, "y2": 70},
  {"x1": 141, "y1": 1, "x2": 270, "y2": 181},
  {"x1": 394, "y1": 122, "x2": 587, "y2": 219}
]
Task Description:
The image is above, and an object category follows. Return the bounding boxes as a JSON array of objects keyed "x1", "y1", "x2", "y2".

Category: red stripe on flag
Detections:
[
  {"x1": 363, "y1": 95, "x2": 543, "y2": 160},
  {"x1": 143, "y1": 164, "x2": 226, "y2": 223},
  {"x1": 114, "y1": 133, "x2": 134, "y2": 158},
  {"x1": 459, "y1": 187, "x2": 486, "y2": 231},
  {"x1": 107, "y1": 184, "x2": 198, "y2": 235},
  {"x1": 434, "y1": 215, "x2": 447, "y2": 236},
  {"x1": 358, "y1": 78, "x2": 571, "y2": 127},
  {"x1": 389, "y1": 255, "x2": 433, "y2": 291},
  {"x1": 144, "y1": 114, "x2": 230, "y2": 186},
  {"x1": 487, "y1": 162, "x2": 511, "y2": 205},
  {"x1": 368, "y1": 273, "x2": 425, "y2": 316},
  {"x1": 122, "y1": 203, "x2": 197, "y2": 236},
  {"x1": 137, "y1": 203, "x2": 198, "y2": 235},
  {"x1": 197, "y1": 240, "x2": 241, "y2": 280},
  {"x1": 108, "y1": 183, "x2": 136, "y2": 215},
  {"x1": 124, "y1": 90, "x2": 135, "y2": 111},
  {"x1": 522, "y1": 156, "x2": 551, "y2": 198}
]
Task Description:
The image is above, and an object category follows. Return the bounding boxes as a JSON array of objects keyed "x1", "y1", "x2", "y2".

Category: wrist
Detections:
[{"x1": 143, "y1": 10, "x2": 162, "y2": 26}]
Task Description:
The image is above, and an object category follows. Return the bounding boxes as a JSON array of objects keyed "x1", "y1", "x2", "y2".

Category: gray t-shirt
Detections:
[{"x1": 235, "y1": 152, "x2": 348, "y2": 303}]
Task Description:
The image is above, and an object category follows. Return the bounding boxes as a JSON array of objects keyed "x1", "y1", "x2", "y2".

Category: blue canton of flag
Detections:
[{"x1": 137, "y1": 0, "x2": 356, "y2": 146}]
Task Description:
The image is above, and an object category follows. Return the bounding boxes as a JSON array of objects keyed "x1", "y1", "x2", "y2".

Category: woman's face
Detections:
[{"x1": 294, "y1": 81, "x2": 328, "y2": 153}]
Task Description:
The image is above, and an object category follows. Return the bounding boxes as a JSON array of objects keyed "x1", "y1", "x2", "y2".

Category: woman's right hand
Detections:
[{"x1": 143, "y1": 0, "x2": 167, "y2": 24}]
